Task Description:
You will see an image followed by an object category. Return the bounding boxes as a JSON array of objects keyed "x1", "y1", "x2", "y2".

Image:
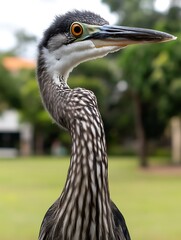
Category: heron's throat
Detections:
[{"x1": 40, "y1": 47, "x2": 70, "y2": 83}]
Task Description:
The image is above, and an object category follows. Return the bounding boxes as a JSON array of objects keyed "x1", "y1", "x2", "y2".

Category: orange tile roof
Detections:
[{"x1": 3, "y1": 56, "x2": 35, "y2": 72}]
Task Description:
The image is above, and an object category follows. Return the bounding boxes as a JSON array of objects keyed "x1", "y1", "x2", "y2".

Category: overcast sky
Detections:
[{"x1": 0, "y1": 0, "x2": 170, "y2": 58}]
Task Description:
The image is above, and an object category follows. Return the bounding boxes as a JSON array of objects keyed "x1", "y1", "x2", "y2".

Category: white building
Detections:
[{"x1": 0, "y1": 110, "x2": 33, "y2": 158}]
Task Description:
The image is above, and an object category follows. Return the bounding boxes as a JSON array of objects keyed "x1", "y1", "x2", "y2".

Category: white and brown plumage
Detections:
[{"x1": 37, "y1": 10, "x2": 175, "y2": 240}]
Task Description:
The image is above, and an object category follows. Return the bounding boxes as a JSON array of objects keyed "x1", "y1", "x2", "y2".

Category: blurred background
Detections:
[{"x1": 0, "y1": 0, "x2": 181, "y2": 239}]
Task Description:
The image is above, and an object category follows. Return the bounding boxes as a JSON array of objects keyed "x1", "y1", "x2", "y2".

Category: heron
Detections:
[{"x1": 37, "y1": 10, "x2": 175, "y2": 240}]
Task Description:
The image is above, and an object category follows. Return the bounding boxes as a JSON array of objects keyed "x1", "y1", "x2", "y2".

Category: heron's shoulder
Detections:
[{"x1": 111, "y1": 201, "x2": 131, "y2": 240}]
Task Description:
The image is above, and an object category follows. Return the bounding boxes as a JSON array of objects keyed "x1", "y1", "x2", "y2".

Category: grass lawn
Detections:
[{"x1": 0, "y1": 156, "x2": 181, "y2": 240}]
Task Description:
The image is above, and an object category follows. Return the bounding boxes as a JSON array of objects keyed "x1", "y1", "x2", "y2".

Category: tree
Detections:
[
  {"x1": 102, "y1": 0, "x2": 161, "y2": 27},
  {"x1": 119, "y1": 41, "x2": 180, "y2": 166},
  {"x1": 0, "y1": 59, "x2": 21, "y2": 112}
]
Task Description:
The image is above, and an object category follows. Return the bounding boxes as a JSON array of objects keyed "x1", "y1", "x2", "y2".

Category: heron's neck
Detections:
[{"x1": 37, "y1": 53, "x2": 115, "y2": 239}]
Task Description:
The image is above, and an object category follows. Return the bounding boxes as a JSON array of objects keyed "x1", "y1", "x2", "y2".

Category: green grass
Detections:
[{"x1": 0, "y1": 157, "x2": 181, "y2": 240}]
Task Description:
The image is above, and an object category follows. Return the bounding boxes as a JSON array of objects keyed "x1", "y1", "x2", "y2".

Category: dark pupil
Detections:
[{"x1": 74, "y1": 26, "x2": 81, "y2": 34}]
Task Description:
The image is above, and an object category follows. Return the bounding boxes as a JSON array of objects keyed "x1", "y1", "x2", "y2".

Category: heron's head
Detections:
[{"x1": 39, "y1": 10, "x2": 176, "y2": 80}]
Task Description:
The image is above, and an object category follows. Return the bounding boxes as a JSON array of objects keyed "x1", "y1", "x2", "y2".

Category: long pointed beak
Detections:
[{"x1": 84, "y1": 24, "x2": 176, "y2": 48}]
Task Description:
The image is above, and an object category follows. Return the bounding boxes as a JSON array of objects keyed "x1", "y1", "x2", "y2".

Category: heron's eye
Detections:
[{"x1": 71, "y1": 22, "x2": 83, "y2": 38}]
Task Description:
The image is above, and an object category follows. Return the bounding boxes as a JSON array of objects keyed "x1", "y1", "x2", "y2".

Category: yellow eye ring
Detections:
[{"x1": 71, "y1": 22, "x2": 83, "y2": 38}]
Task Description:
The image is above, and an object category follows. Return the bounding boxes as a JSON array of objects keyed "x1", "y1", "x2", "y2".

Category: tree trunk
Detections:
[
  {"x1": 170, "y1": 117, "x2": 181, "y2": 164},
  {"x1": 35, "y1": 130, "x2": 44, "y2": 155},
  {"x1": 132, "y1": 92, "x2": 148, "y2": 167}
]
